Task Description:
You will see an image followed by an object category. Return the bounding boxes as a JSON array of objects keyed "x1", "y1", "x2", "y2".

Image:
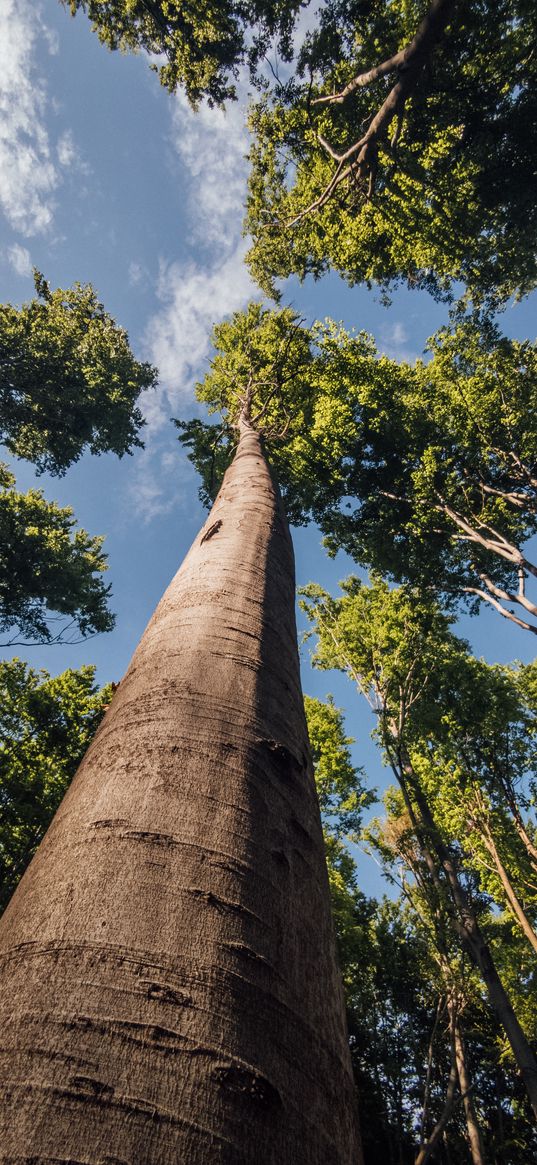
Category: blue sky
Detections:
[{"x1": 1, "y1": 0, "x2": 536, "y2": 897}]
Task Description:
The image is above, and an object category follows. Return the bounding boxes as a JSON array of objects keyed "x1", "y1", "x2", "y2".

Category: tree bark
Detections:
[
  {"x1": 477, "y1": 816, "x2": 537, "y2": 956},
  {"x1": 453, "y1": 1013, "x2": 485, "y2": 1165},
  {"x1": 0, "y1": 424, "x2": 362, "y2": 1164},
  {"x1": 415, "y1": 1008, "x2": 458, "y2": 1165}
]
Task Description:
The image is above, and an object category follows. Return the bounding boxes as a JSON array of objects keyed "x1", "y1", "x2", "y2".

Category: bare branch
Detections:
[
  {"x1": 311, "y1": 0, "x2": 457, "y2": 107},
  {"x1": 462, "y1": 587, "x2": 537, "y2": 635}
]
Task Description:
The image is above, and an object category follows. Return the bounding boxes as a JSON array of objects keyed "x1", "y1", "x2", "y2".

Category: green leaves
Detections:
[
  {"x1": 0, "y1": 272, "x2": 157, "y2": 643},
  {"x1": 0, "y1": 659, "x2": 110, "y2": 911},
  {"x1": 246, "y1": 0, "x2": 537, "y2": 302},
  {"x1": 63, "y1": 0, "x2": 304, "y2": 106},
  {"x1": 305, "y1": 693, "x2": 372, "y2": 840},
  {"x1": 0, "y1": 463, "x2": 114, "y2": 646},
  {"x1": 0, "y1": 272, "x2": 156, "y2": 476}
]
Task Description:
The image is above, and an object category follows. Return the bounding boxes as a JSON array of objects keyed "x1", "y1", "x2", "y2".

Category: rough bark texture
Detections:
[{"x1": 0, "y1": 426, "x2": 362, "y2": 1164}]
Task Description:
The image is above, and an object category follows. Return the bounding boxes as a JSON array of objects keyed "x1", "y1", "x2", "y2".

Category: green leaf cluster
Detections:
[
  {"x1": 0, "y1": 273, "x2": 155, "y2": 644},
  {"x1": 246, "y1": 0, "x2": 537, "y2": 302},
  {"x1": 63, "y1": 0, "x2": 303, "y2": 106},
  {"x1": 0, "y1": 464, "x2": 114, "y2": 645},
  {"x1": 0, "y1": 272, "x2": 156, "y2": 476}
]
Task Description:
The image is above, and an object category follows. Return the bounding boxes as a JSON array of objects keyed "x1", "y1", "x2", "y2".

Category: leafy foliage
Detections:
[
  {"x1": 176, "y1": 301, "x2": 318, "y2": 511},
  {"x1": 184, "y1": 304, "x2": 537, "y2": 633},
  {"x1": 302, "y1": 575, "x2": 537, "y2": 1139},
  {"x1": 0, "y1": 463, "x2": 114, "y2": 645},
  {"x1": 305, "y1": 693, "x2": 373, "y2": 839},
  {"x1": 0, "y1": 272, "x2": 156, "y2": 476},
  {"x1": 313, "y1": 312, "x2": 537, "y2": 634},
  {"x1": 0, "y1": 659, "x2": 110, "y2": 912},
  {"x1": 246, "y1": 0, "x2": 537, "y2": 302},
  {"x1": 63, "y1": 0, "x2": 303, "y2": 106}
]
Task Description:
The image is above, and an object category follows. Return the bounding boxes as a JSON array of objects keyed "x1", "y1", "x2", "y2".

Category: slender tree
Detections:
[
  {"x1": 300, "y1": 577, "x2": 537, "y2": 1118},
  {"x1": 0, "y1": 326, "x2": 361, "y2": 1162}
]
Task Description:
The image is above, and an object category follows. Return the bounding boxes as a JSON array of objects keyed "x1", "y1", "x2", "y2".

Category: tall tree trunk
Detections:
[
  {"x1": 0, "y1": 424, "x2": 361, "y2": 1164},
  {"x1": 415, "y1": 1006, "x2": 458, "y2": 1165},
  {"x1": 453, "y1": 1013, "x2": 485, "y2": 1165},
  {"x1": 478, "y1": 815, "x2": 537, "y2": 956}
]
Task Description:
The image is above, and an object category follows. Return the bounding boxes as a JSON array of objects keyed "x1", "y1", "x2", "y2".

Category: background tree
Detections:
[
  {"x1": 300, "y1": 576, "x2": 537, "y2": 1118},
  {"x1": 246, "y1": 0, "x2": 537, "y2": 302},
  {"x1": 366, "y1": 794, "x2": 537, "y2": 1163},
  {"x1": 0, "y1": 463, "x2": 114, "y2": 646},
  {"x1": 0, "y1": 660, "x2": 111, "y2": 911},
  {"x1": 0, "y1": 272, "x2": 157, "y2": 644},
  {"x1": 0, "y1": 271, "x2": 156, "y2": 476},
  {"x1": 62, "y1": 0, "x2": 304, "y2": 106}
]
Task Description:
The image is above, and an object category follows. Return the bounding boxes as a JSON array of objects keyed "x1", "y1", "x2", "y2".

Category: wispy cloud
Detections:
[
  {"x1": 6, "y1": 243, "x2": 33, "y2": 277},
  {"x1": 144, "y1": 242, "x2": 255, "y2": 428},
  {"x1": 132, "y1": 78, "x2": 258, "y2": 517},
  {"x1": 57, "y1": 129, "x2": 91, "y2": 174},
  {"x1": 128, "y1": 261, "x2": 146, "y2": 288},
  {"x1": 379, "y1": 321, "x2": 419, "y2": 364},
  {"x1": 169, "y1": 91, "x2": 249, "y2": 251},
  {"x1": 0, "y1": 0, "x2": 59, "y2": 235}
]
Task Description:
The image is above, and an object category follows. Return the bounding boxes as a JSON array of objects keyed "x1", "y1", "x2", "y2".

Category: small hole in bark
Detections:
[
  {"x1": 147, "y1": 982, "x2": 192, "y2": 1007},
  {"x1": 212, "y1": 1063, "x2": 282, "y2": 1108}
]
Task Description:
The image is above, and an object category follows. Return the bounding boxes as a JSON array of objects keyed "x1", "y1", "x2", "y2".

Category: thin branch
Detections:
[
  {"x1": 462, "y1": 587, "x2": 537, "y2": 635},
  {"x1": 311, "y1": 0, "x2": 457, "y2": 107},
  {"x1": 290, "y1": 0, "x2": 457, "y2": 219}
]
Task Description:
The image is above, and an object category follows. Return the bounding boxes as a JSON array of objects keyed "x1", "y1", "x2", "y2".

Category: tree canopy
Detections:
[
  {"x1": 0, "y1": 464, "x2": 114, "y2": 646},
  {"x1": 246, "y1": 0, "x2": 537, "y2": 302},
  {"x1": 0, "y1": 272, "x2": 156, "y2": 476},
  {"x1": 179, "y1": 303, "x2": 537, "y2": 635},
  {"x1": 62, "y1": 0, "x2": 303, "y2": 106}
]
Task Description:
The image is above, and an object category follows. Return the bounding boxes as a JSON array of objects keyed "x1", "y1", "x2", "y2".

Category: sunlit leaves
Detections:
[
  {"x1": 63, "y1": 0, "x2": 304, "y2": 106},
  {"x1": 0, "y1": 272, "x2": 156, "y2": 476},
  {"x1": 247, "y1": 0, "x2": 537, "y2": 301},
  {"x1": 0, "y1": 463, "x2": 114, "y2": 645}
]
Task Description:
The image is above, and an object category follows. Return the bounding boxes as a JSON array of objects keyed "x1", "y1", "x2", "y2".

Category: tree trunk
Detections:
[
  {"x1": 396, "y1": 749, "x2": 537, "y2": 1120},
  {"x1": 478, "y1": 817, "x2": 537, "y2": 956},
  {"x1": 415, "y1": 1010, "x2": 458, "y2": 1165},
  {"x1": 453, "y1": 1013, "x2": 485, "y2": 1165},
  {"x1": 0, "y1": 424, "x2": 362, "y2": 1164}
]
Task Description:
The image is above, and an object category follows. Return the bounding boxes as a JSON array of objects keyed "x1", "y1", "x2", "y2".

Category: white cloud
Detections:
[
  {"x1": 169, "y1": 88, "x2": 249, "y2": 250},
  {"x1": 144, "y1": 241, "x2": 255, "y2": 427},
  {"x1": 379, "y1": 320, "x2": 418, "y2": 363},
  {"x1": 0, "y1": 0, "x2": 59, "y2": 234},
  {"x1": 57, "y1": 129, "x2": 76, "y2": 168},
  {"x1": 128, "y1": 260, "x2": 145, "y2": 287},
  {"x1": 57, "y1": 128, "x2": 91, "y2": 174},
  {"x1": 132, "y1": 75, "x2": 257, "y2": 517},
  {"x1": 127, "y1": 449, "x2": 183, "y2": 523},
  {"x1": 42, "y1": 24, "x2": 59, "y2": 56},
  {"x1": 6, "y1": 243, "x2": 32, "y2": 277}
]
